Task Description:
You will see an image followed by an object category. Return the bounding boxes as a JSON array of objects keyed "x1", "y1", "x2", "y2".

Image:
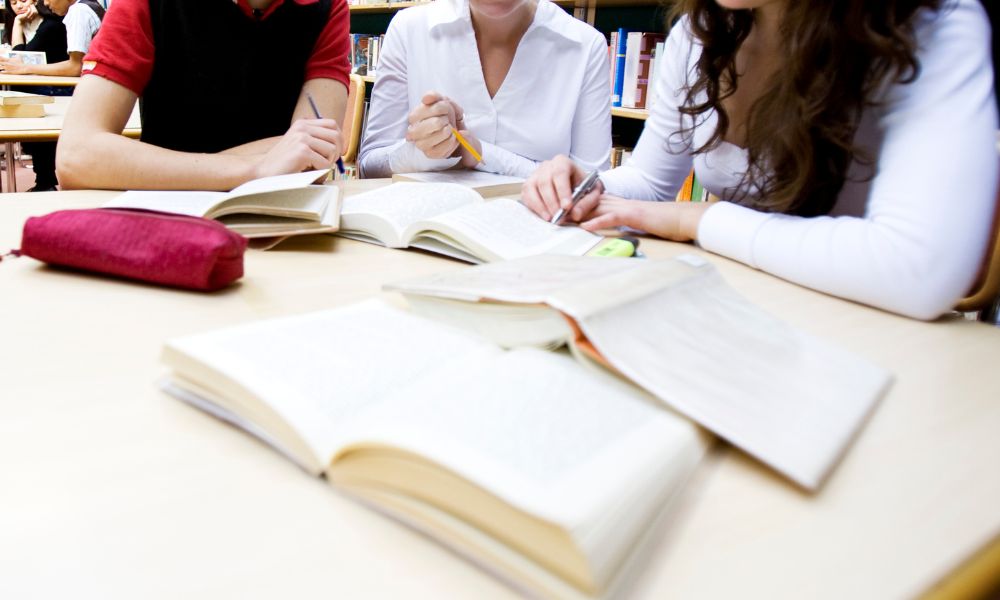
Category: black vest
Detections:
[{"x1": 141, "y1": 0, "x2": 332, "y2": 153}]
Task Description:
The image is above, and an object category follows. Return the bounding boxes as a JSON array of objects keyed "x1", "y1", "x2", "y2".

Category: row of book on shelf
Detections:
[
  {"x1": 609, "y1": 28, "x2": 665, "y2": 110},
  {"x1": 350, "y1": 33, "x2": 384, "y2": 77}
]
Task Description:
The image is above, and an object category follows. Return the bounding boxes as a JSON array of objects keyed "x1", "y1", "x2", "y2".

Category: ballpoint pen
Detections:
[
  {"x1": 305, "y1": 92, "x2": 346, "y2": 176},
  {"x1": 550, "y1": 170, "x2": 601, "y2": 225}
]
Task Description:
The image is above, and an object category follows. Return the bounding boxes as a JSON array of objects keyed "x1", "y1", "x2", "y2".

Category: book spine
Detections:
[
  {"x1": 621, "y1": 32, "x2": 642, "y2": 108},
  {"x1": 633, "y1": 33, "x2": 665, "y2": 110},
  {"x1": 677, "y1": 170, "x2": 695, "y2": 202},
  {"x1": 611, "y1": 28, "x2": 628, "y2": 108},
  {"x1": 690, "y1": 173, "x2": 705, "y2": 203},
  {"x1": 647, "y1": 41, "x2": 665, "y2": 109}
]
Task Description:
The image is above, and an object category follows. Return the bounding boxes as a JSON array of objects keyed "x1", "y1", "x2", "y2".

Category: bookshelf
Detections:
[
  {"x1": 348, "y1": 1, "x2": 431, "y2": 14},
  {"x1": 611, "y1": 107, "x2": 648, "y2": 121}
]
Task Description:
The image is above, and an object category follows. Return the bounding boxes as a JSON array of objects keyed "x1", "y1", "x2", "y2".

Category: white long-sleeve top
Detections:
[
  {"x1": 600, "y1": 0, "x2": 998, "y2": 320},
  {"x1": 359, "y1": 0, "x2": 612, "y2": 179}
]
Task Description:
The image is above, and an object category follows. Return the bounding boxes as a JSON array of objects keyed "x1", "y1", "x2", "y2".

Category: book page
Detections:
[
  {"x1": 225, "y1": 169, "x2": 330, "y2": 198},
  {"x1": 210, "y1": 186, "x2": 333, "y2": 220},
  {"x1": 408, "y1": 198, "x2": 602, "y2": 262},
  {"x1": 386, "y1": 254, "x2": 890, "y2": 489},
  {"x1": 577, "y1": 266, "x2": 891, "y2": 490},
  {"x1": 385, "y1": 254, "x2": 648, "y2": 303},
  {"x1": 333, "y1": 348, "x2": 704, "y2": 530},
  {"x1": 163, "y1": 300, "x2": 500, "y2": 466},
  {"x1": 103, "y1": 190, "x2": 228, "y2": 217},
  {"x1": 395, "y1": 170, "x2": 524, "y2": 188},
  {"x1": 340, "y1": 182, "x2": 483, "y2": 245}
]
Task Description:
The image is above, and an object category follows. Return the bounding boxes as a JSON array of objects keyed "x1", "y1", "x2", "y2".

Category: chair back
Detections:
[
  {"x1": 341, "y1": 74, "x2": 366, "y2": 165},
  {"x1": 955, "y1": 166, "x2": 1000, "y2": 312}
]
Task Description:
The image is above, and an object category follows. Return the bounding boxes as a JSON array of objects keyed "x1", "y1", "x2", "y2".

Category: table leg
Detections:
[{"x1": 4, "y1": 141, "x2": 16, "y2": 193}]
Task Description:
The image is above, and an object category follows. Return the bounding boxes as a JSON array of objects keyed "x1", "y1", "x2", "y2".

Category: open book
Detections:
[
  {"x1": 392, "y1": 170, "x2": 525, "y2": 198},
  {"x1": 103, "y1": 169, "x2": 339, "y2": 242},
  {"x1": 161, "y1": 300, "x2": 710, "y2": 599},
  {"x1": 386, "y1": 254, "x2": 893, "y2": 490},
  {"x1": 339, "y1": 182, "x2": 603, "y2": 263}
]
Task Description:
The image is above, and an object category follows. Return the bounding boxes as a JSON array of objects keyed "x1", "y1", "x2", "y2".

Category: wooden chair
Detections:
[
  {"x1": 955, "y1": 166, "x2": 1000, "y2": 320},
  {"x1": 340, "y1": 74, "x2": 366, "y2": 166}
]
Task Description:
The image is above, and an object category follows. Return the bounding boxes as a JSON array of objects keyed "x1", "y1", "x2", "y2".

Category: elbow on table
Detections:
[
  {"x1": 55, "y1": 136, "x2": 95, "y2": 190},
  {"x1": 866, "y1": 251, "x2": 980, "y2": 321}
]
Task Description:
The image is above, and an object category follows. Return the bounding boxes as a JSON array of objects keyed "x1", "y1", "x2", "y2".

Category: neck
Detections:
[
  {"x1": 470, "y1": 0, "x2": 537, "y2": 46},
  {"x1": 751, "y1": 1, "x2": 786, "y2": 43},
  {"x1": 246, "y1": 0, "x2": 274, "y2": 10}
]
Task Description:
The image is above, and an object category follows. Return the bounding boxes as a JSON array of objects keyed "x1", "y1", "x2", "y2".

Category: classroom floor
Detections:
[{"x1": 0, "y1": 151, "x2": 40, "y2": 193}]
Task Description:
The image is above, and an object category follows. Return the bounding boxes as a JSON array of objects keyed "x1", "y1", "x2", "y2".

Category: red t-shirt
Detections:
[{"x1": 83, "y1": 0, "x2": 350, "y2": 94}]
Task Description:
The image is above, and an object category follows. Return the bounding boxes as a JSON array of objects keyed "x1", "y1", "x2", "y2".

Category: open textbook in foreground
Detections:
[
  {"x1": 386, "y1": 254, "x2": 893, "y2": 491},
  {"x1": 161, "y1": 300, "x2": 710, "y2": 599},
  {"x1": 392, "y1": 170, "x2": 525, "y2": 198},
  {"x1": 103, "y1": 169, "x2": 339, "y2": 241},
  {"x1": 339, "y1": 182, "x2": 602, "y2": 263}
]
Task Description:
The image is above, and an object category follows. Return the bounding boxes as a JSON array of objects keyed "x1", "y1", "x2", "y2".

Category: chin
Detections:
[{"x1": 714, "y1": 0, "x2": 767, "y2": 9}]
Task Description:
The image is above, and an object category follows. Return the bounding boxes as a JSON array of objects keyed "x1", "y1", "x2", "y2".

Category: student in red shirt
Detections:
[{"x1": 56, "y1": 0, "x2": 351, "y2": 191}]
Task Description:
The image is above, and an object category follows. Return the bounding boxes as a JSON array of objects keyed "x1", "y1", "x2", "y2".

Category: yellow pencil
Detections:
[{"x1": 451, "y1": 128, "x2": 483, "y2": 164}]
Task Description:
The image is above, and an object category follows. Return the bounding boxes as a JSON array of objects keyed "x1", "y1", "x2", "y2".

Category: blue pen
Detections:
[{"x1": 305, "y1": 92, "x2": 346, "y2": 176}]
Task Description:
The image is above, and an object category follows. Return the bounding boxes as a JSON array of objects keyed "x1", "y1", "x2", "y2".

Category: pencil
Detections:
[
  {"x1": 305, "y1": 92, "x2": 346, "y2": 175},
  {"x1": 451, "y1": 128, "x2": 483, "y2": 165}
]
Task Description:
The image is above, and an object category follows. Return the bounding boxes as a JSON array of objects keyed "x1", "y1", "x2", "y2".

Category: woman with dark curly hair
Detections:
[{"x1": 523, "y1": 0, "x2": 997, "y2": 320}]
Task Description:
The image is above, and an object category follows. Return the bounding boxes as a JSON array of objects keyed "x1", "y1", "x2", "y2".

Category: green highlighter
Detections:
[{"x1": 586, "y1": 237, "x2": 639, "y2": 257}]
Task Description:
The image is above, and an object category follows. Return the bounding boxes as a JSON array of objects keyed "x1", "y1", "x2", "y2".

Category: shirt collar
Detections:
[{"x1": 428, "y1": 0, "x2": 583, "y2": 44}]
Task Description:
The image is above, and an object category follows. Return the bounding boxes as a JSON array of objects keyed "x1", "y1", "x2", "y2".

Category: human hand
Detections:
[
  {"x1": 405, "y1": 91, "x2": 460, "y2": 159},
  {"x1": 580, "y1": 197, "x2": 712, "y2": 242},
  {"x1": 0, "y1": 57, "x2": 31, "y2": 75},
  {"x1": 16, "y1": 4, "x2": 39, "y2": 22},
  {"x1": 252, "y1": 117, "x2": 344, "y2": 179},
  {"x1": 522, "y1": 155, "x2": 603, "y2": 222}
]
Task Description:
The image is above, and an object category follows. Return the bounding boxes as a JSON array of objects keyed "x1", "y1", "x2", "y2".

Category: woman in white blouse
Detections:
[
  {"x1": 358, "y1": 0, "x2": 612, "y2": 179},
  {"x1": 523, "y1": 0, "x2": 998, "y2": 320}
]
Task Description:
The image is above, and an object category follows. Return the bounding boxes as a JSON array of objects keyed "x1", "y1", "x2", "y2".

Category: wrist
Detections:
[{"x1": 679, "y1": 203, "x2": 709, "y2": 242}]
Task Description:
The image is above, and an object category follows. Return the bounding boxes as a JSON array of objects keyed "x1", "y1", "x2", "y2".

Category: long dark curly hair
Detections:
[{"x1": 673, "y1": 0, "x2": 943, "y2": 216}]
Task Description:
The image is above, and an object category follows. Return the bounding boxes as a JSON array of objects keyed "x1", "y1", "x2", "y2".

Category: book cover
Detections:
[{"x1": 611, "y1": 28, "x2": 628, "y2": 107}]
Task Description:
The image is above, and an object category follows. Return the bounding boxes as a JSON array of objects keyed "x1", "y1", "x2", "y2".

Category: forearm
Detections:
[
  {"x1": 57, "y1": 132, "x2": 255, "y2": 191},
  {"x1": 474, "y1": 142, "x2": 541, "y2": 178},
  {"x1": 360, "y1": 139, "x2": 460, "y2": 178},
  {"x1": 12, "y1": 22, "x2": 26, "y2": 46},
  {"x1": 22, "y1": 59, "x2": 83, "y2": 77},
  {"x1": 221, "y1": 136, "x2": 281, "y2": 157},
  {"x1": 697, "y1": 199, "x2": 993, "y2": 320}
]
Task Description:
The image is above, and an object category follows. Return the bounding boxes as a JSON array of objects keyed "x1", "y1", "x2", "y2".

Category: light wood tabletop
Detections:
[
  {"x1": 0, "y1": 184, "x2": 998, "y2": 599},
  {"x1": 0, "y1": 73, "x2": 81, "y2": 87}
]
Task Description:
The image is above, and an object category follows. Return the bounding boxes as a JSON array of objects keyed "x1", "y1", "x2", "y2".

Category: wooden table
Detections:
[
  {"x1": 0, "y1": 73, "x2": 81, "y2": 87},
  {"x1": 1, "y1": 185, "x2": 998, "y2": 599},
  {"x1": 0, "y1": 95, "x2": 141, "y2": 193}
]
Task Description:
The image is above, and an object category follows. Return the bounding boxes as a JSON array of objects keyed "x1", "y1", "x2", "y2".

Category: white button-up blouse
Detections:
[{"x1": 359, "y1": 0, "x2": 612, "y2": 179}]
